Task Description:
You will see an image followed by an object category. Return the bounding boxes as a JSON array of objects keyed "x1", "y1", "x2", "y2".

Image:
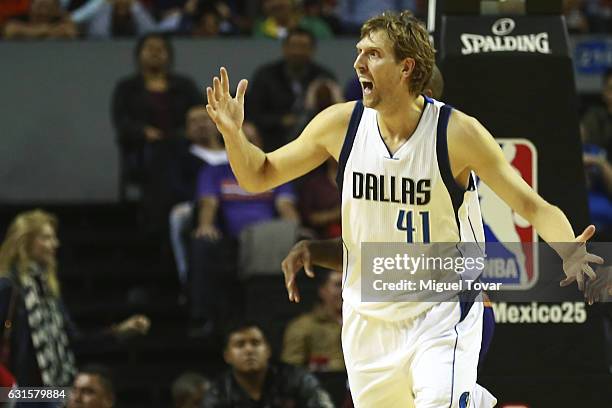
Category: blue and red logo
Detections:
[{"x1": 478, "y1": 139, "x2": 538, "y2": 290}]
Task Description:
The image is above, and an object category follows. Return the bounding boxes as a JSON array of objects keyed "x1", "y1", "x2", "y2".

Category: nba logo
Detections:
[{"x1": 478, "y1": 139, "x2": 538, "y2": 290}]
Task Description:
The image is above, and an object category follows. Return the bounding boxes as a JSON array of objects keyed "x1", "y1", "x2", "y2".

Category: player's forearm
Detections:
[
  {"x1": 197, "y1": 198, "x2": 218, "y2": 228},
  {"x1": 529, "y1": 203, "x2": 576, "y2": 258},
  {"x1": 307, "y1": 238, "x2": 343, "y2": 271},
  {"x1": 223, "y1": 128, "x2": 268, "y2": 192}
]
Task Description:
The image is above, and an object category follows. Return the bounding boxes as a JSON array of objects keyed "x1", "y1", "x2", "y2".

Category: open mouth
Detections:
[{"x1": 361, "y1": 80, "x2": 374, "y2": 95}]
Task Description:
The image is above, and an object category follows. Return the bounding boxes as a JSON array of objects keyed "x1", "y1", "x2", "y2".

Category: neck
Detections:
[
  {"x1": 377, "y1": 92, "x2": 423, "y2": 141},
  {"x1": 142, "y1": 68, "x2": 166, "y2": 80},
  {"x1": 233, "y1": 367, "x2": 267, "y2": 400}
]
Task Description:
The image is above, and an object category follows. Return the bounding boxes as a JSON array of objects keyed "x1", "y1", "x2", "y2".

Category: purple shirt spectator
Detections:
[{"x1": 197, "y1": 163, "x2": 296, "y2": 237}]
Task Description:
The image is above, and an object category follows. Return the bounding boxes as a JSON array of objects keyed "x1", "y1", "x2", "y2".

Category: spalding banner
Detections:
[
  {"x1": 441, "y1": 15, "x2": 569, "y2": 58},
  {"x1": 479, "y1": 139, "x2": 538, "y2": 290}
]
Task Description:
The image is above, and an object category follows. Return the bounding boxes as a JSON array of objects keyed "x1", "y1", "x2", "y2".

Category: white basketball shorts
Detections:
[{"x1": 342, "y1": 296, "x2": 497, "y2": 407}]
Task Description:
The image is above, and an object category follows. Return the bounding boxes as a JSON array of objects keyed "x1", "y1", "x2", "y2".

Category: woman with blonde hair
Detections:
[{"x1": 0, "y1": 209, "x2": 150, "y2": 388}]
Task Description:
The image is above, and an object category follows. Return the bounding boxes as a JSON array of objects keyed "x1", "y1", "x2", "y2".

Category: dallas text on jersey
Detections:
[{"x1": 352, "y1": 172, "x2": 432, "y2": 204}]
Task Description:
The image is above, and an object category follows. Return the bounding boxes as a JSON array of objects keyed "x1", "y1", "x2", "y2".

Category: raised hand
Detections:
[
  {"x1": 281, "y1": 240, "x2": 316, "y2": 303},
  {"x1": 559, "y1": 225, "x2": 604, "y2": 290},
  {"x1": 205, "y1": 67, "x2": 248, "y2": 137}
]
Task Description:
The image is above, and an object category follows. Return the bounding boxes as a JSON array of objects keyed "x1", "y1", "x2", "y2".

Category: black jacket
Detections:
[
  {"x1": 246, "y1": 60, "x2": 335, "y2": 152},
  {"x1": 111, "y1": 73, "x2": 200, "y2": 148},
  {"x1": 0, "y1": 277, "x2": 115, "y2": 386},
  {"x1": 202, "y1": 363, "x2": 334, "y2": 408}
]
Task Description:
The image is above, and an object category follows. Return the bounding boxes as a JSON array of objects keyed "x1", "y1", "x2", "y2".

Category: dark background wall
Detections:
[{"x1": 0, "y1": 39, "x2": 357, "y2": 203}]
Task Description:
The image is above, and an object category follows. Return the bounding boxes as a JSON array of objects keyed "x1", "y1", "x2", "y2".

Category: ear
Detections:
[
  {"x1": 223, "y1": 348, "x2": 230, "y2": 364},
  {"x1": 401, "y1": 58, "x2": 416, "y2": 79}
]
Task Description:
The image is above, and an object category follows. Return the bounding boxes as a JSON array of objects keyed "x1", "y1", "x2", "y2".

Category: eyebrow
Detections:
[{"x1": 356, "y1": 44, "x2": 383, "y2": 52}]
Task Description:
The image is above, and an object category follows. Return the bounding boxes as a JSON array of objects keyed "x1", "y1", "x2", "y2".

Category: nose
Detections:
[{"x1": 353, "y1": 52, "x2": 366, "y2": 73}]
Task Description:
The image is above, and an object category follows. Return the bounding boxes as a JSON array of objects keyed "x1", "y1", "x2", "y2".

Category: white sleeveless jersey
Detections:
[{"x1": 337, "y1": 97, "x2": 485, "y2": 321}]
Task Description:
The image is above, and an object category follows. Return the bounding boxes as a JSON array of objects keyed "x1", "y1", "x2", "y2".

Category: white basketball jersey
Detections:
[{"x1": 337, "y1": 97, "x2": 485, "y2": 321}]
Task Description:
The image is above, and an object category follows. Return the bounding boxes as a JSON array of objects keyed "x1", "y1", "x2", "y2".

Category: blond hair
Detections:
[
  {"x1": 0, "y1": 209, "x2": 60, "y2": 297},
  {"x1": 361, "y1": 10, "x2": 435, "y2": 95}
]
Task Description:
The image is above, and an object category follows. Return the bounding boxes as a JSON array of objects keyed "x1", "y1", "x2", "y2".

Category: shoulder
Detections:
[
  {"x1": 115, "y1": 75, "x2": 142, "y2": 90},
  {"x1": 286, "y1": 312, "x2": 316, "y2": 331},
  {"x1": 0, "y1": 276, "x2": 13, "y2": 292},
  {"x1": 170, "y1": 74, "x2": 198, "y2": 87},
  {"x1": 253, "y1": 60, "x2": 283, "y2": 77},
  {"x1": 276, "y1": 362, "x2": 310, "y2": 380},
  {"x1": 447, "y1": 108, "x2": 487, "y2": 146},
  {"x1": 311, "y1": 63, "x2": 336, "y2": 79},
  {"x1": 315, "y1": 101, "x2": 357, "y2": 128}
]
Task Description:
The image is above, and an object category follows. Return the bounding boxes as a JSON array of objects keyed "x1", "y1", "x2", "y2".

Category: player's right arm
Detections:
[{"x1": 205, "y1": 67, "x2": 353, "y2": 192}]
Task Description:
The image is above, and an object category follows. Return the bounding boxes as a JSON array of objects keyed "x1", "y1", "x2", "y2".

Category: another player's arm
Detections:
[
  {"x1": 205, "y1": 67, "x2": 353, "y2": 193},
  {"x1": 448, "y1": 111, "x2": 603, "y2": 286},
  {"x1": 282, "y1": 238, "x2": 343, "y2": 302}
]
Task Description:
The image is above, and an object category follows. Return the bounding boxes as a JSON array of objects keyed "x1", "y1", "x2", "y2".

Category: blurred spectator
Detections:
[
  {"x1": 158, "y1": 0, "x2": 238, "y2": 36},
  {"x1": 2, "y1": 0, "x2": 77, "y2": 40},
  {"x1": 584, "y1": 0, "x2": 612, "y2": 33},
  {"x1": 247, "y1": 28, "x2": 335, "y2": 151},
  {"x1": 281, "y1": 269, "x2": 343, "y2": 372},
  {"x1": 304, "y1": 0, "x2": 341, "y2": 35},
  {"x1": 254, "y1": 0, "x2": 332, "y2": 39},
  {"x1": 66, "y1": 364, "x2": 115, "y2": 408},
  {"x1": 334, "y1": 0, "x2": 416, "y2": 34},
  {"x1": 0, "y1": 0, "x2": 30, "y2": 27},
  {"x1": 298, "y1": 159, "x2": 341, "y2": 238},
  {"x1": 189, "y1": 124, "x2": 299, "y2": 335},
  {"x1": 292, "y1": 77, "x2": 343, "y2": 138},
  {"x1": 0, "y1": 210, "x2": 150, "y2": 387},
  {"x1": 202, "y1": 321, "x2": 334, "y2": 407},
  {"x1": 171, "y1": 372, "x2": 211, "y2": 408},
  {"x1": 296, "y1": 0, "x2": 333, "y2": 39},
  {"x1": 168, "y1": 107, "x2": 227, "y2": 301},
  {"x1": 583, "y1": 143, "x2": 612, "y2": 237},
  {"x1": 112, "y1": 33, "x2": 199, "y2": 232},
  {"x1": 582, "y1": 69, "x2": 612, "y2": 157},
  {"x1": 563, "y1": 0, "x2": 589, "y2": 33},
  {"x1": 84, "y1": 0, "x2": 157, "y2": 38}
]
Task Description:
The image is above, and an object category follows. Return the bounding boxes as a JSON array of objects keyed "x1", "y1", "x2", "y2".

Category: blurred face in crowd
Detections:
[
  {"x1": 67, "y1": 374, "x2": 114, "y2": 408},
  {"x1": 29, "y1": 223, "x2": 59, "y2": 268},
  {"x1": 603, "y1": 75, "x2": 612, "y2": 110},
  {"x1": 354, "y1": 30, "x2": 404, "y2": 109},
  {"x1": 265, "y1": 0, "x2": 293, "y2": 25},
  {"x1": 30, "y1": 0, "x2": 60, "y2": 23},
  {"x1": 319, "y1": 271, "x2": 342, "y2": 314},
  {"x1": 224, "y1": 327, "x2": 271, "y2": 375},
  {"x1": 113, "y1": 0, "x2": 133, "y2": 16},
  {"x1": 176, "y1": 382, "x2": 208, "y2": 408},
  {"x1": 139, "y1": 37, "x2": 170, "y2": 72},
  {"x1": 194, "y1": 12, "x2": 220, "y2": 37},
  {"x1": 283, "y1": 33, "x2": 315, "y2": 71},
  {"x1": 186, "y1": 107, "x2": 219, "y2": 145}
]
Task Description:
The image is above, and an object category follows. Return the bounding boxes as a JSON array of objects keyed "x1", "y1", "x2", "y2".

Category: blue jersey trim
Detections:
[
  {"x1": 435, "y1": 104, "x2": 466, "y2": 234},
  {"x1": 336, "y1": 100, "x2": 364, "y2": 196},
  {"x1": 448, "y1": 324, "x2": 459, "y2": 408}
]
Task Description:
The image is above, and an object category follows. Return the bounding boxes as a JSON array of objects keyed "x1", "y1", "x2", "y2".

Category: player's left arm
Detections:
[{"x1": 448, "y1": 110, "x2": 603, "y2": 288}]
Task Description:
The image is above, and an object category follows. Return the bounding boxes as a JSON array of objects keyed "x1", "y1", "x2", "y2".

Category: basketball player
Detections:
[{"x1": 205, "y1": 12, "x2": 602, "y2": 408}]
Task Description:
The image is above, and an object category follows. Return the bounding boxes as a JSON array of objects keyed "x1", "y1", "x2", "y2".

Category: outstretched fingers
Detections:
[
  {"x1": 213, "y1": 76, "x2": 223, "y2": 102},
  {"x1": 236, "y1": 79, "x2": 248, "y2": 105},
  {"x1": 220, "y1": 67, "x2": 230, "y2": 95},
  {"x1": 577, "y1": 224, "x2": 596, "y2": 242},
  {"x1": 281, "y1": 258, "x2": 301, "y2": 303}
]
